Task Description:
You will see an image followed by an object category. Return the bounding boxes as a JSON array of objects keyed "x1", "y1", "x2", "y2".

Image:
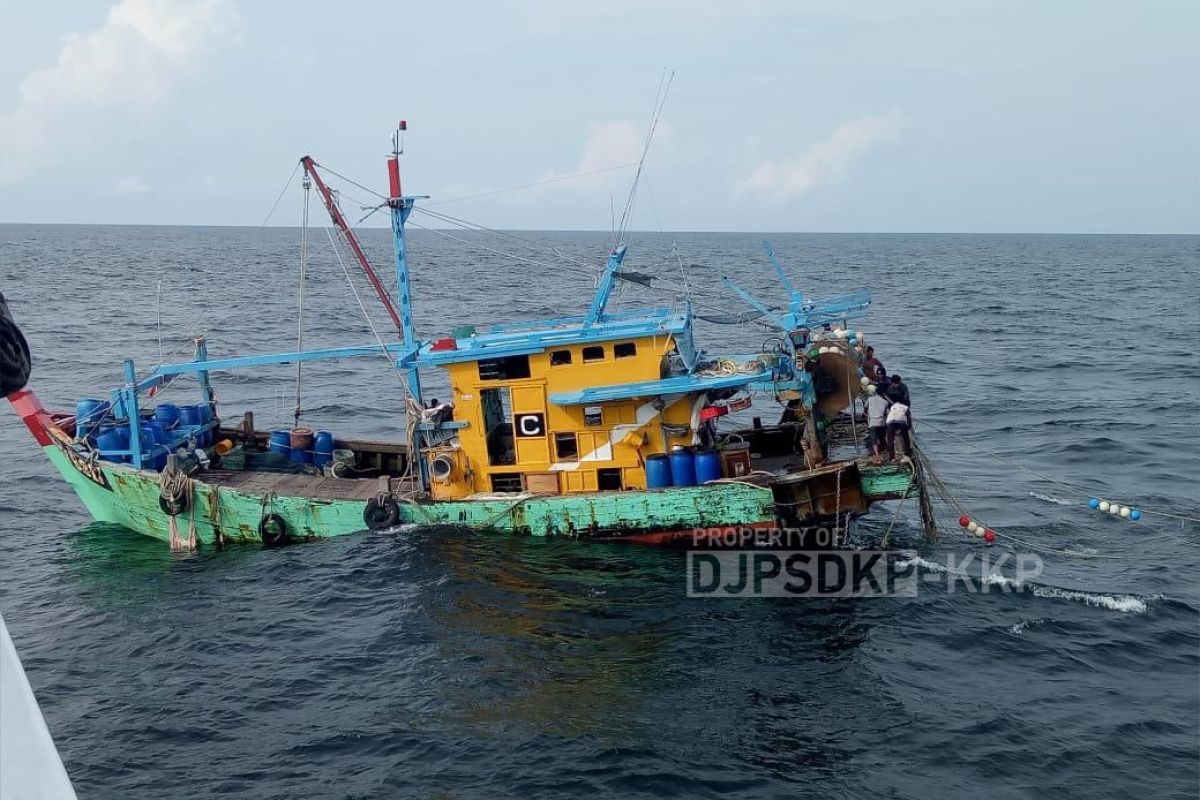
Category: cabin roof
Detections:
[
  {"x1": 548, "y1": 369, "x2": 769, "y2": 405},
  {"x1": 415, "y1": 306, "x2": 690, "y2": 367}
]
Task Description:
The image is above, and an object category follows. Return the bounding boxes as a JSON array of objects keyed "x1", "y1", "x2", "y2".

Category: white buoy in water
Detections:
[
  {"x1": 1099, "y1": 500, "x2": 1110, "y2": 512},
  {"x1": 1109, "y1": 504, "x2": 1121, "y2": 515},
  {"x1": 1119, "y1": 506, "x2": 1131, "y2": 518},
  {"x1": 967, "y1": 521, "x2": 979, "y2": 534}
]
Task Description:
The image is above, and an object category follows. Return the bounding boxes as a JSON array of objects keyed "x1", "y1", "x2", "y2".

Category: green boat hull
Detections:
[{"x1": 45, "y1": 445, "x2": 915, "y2": 546}]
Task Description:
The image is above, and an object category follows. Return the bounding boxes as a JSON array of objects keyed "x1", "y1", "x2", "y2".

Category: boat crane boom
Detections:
[{"x1": 299, "y1": 156, "x2": 404, "y2": 338}]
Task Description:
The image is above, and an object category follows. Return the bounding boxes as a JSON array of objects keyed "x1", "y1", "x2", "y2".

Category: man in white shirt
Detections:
[
  {"x1": 865, "y1": 391, "x2": 890, "y2": 464},
  {"x1": 886, "y1": 399, "x2": 912, "y2": 462}
]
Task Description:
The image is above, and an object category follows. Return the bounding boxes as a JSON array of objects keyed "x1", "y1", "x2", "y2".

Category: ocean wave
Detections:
[{"x1": 895, "y1": 556, "x2": 1156, "y2": 614}]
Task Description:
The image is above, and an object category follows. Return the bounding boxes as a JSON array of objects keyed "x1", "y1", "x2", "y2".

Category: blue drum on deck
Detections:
[
  {"x1": 645, "y1": 454, "x2": 673, "y2": 489},
  {"x1": 179, "y1": 404, "x2": 204, "y2": 428},
  {"x1": 154, "y1": 403, "x2": 181, "y2": 429},
  {"x1": 75, "y1": 399, "x2": 108, "y2": 441},
  {"x1": 669, "y1": 448, "x2": 698, "y2": 488},
  {"x1": 314, "y1": 431, "x2": 335, "y2": 467},
  {"x1": 95, "y1": 424, "x2": 129, "y2": 463},
  {"x1": 135, "y1": 423, "x2": 166, "y2": 470},
  {"x1": 268, "y1": 430, "x2": 292, "y2": 457},
  {"x1": 695, "y1": 450, "x2": 723, "y2": 484},
  {"x1": 146, "y1": 420, "x2": 166, "y2": 444}
]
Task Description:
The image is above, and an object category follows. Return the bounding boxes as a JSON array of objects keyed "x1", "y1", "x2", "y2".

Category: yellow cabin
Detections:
[{"x1": 421, "y1": 316, "x2": 712, "y2": 498}]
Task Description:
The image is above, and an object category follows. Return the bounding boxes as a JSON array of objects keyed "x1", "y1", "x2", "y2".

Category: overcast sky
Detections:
[{"x1": 0, "y1": 1, "x2": 1196, "y2": 232}]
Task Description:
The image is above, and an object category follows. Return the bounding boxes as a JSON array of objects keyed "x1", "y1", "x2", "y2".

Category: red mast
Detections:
[{"x1": 300, "y1": 156, "x2": 404, "y2": 337}]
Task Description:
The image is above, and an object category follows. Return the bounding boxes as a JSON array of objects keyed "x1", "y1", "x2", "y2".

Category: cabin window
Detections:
[
  {"x1": 554, "y1": 432, "x2": 579, "y2": 460},
  {"x1": 597, "y1": 468, "x2": 623, "y2": 491},
  {"x1": 614, "y1": 342, "x2": 637, "y2": 359},
  {"x1": 490, "y1": 473, "x2": 523, "y2": 493},
  {"x1": 481, "y1": 387, "x2": 515, "y2": 466},
  {"x1": 478, "y1": 355, "x2": 531, "y2": 381},
  {"x1": 550, "y1": 350, "x2": 572, "y2": 366},
  {"x1": 584, "y1": 406, "x2": 603, "y2": 426},
  {"x1": 582, "y1": 345, "x2": 605, "y2": 363}
]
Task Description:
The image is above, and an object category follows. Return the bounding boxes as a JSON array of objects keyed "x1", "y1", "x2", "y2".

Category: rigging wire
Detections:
[
  {"x1": 324, "y1": 226, "x2": 419, "y2": 482},
  {"x1": 261, "y1": 160, "x2": 302, "y2": 227},
  {"x1": 406, "y1": 219, "x2": 590, "y2": 276},
  {"x1": 309, "y1": 160, "x2": 388, "y2": 202},
  {"x1": 293, "y1": 172, "x2": 311, "y2": 428},
  {"x1": 614, "y1": 69, "x2": 674, "y2": 250},
  {"x1": 427, "y1": 162, "x2": 639, "y2": 207},
  {"x1": 412, "y1": 206, "x2": 600, "y2": 272}
]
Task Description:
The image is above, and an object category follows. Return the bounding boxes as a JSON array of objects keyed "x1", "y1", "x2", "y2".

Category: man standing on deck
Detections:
[
  {"x1": 885, "y1": 397, "x2": 912, "y2": 462},
  {"x1": 865, "y1": 389, "x2": 890, "y2": 465}
]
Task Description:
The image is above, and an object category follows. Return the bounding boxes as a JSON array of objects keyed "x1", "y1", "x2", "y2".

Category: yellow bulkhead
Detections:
[{"x1": 427, "y1": 334, "x2": 698, "y2": 498}]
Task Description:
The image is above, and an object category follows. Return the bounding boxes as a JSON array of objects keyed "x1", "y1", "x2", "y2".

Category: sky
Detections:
[{"x1": 0, "y1": 0, "x2": 1196, "y2": 233}]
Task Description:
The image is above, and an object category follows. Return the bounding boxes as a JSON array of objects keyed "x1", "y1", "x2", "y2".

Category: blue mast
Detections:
[
  {"x1": 387, "y1": 123, "x2": 422, "y2": 406},
  {"x1": 387, "y1": 122, "x2": 430, "y2": 488}
]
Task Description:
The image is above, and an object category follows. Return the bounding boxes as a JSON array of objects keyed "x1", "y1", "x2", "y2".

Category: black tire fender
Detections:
[
  {"x1": 259, "y1": 513, "x2": 290, "y2": 547},
  {"x1": 159, "y1": 495, "x2": 187, "y2": 517},
  {"x1": 364, "y1": 497, "x2": 401, "y2": 531}
]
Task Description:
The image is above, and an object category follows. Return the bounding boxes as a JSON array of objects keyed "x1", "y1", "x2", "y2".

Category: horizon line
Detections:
[{"x1": 1, "y1": 221, "x2": 1197, "y2": 236}]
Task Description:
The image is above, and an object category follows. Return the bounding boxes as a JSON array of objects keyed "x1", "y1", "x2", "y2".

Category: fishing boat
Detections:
[{"x1": 8, "y1": 125, "x2": 927, "y2": 549}]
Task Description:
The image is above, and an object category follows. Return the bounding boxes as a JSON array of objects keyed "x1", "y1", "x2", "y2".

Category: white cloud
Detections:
[
  {"x1": 738, "y1": 112, "x2": 905, "y2": 200},
  {"x1": 540, "y1": 119, "x2": 674, "y2": 188},
  {"x1": 115, "y1": 175, "x2": 150, "y2": 193},
  {"x1": 0, "y1": 0, "x2": 238, "y2": 182}
]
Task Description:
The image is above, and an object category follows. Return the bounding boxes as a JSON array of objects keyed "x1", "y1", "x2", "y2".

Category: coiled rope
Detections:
[{"x1": 159, "y1": 468, "x2": 196, "y2": 551}]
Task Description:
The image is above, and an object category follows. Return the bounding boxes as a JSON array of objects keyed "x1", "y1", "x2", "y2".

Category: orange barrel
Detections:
[{"x1": 290, "y1": 427, "x2": 315, "y2": 464}]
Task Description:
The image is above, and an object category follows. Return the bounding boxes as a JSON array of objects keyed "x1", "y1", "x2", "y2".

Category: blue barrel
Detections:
[
  {"x1": 669, "y1": 449, "x2": 697, "y2": 487},
  {"x1": 75, "y1": 399, "x2": 108, "y2": 441},
  {"x1": 695, "y1": 450, "x2": 723, "y2": 484},
  {"x1": 645, "y1": 454, "x2": 673, "y2": 489},
  {"x1": 154, "y1": 403, "x2": 181, "y2": 429},
  {"x1": 268, "y1": 430, "x2": 292, "y2": 457},
  {"x1": 179, "y1": 404, "x2": 204, "y2": 428},
  {"x1": 146, "y1": 420, "x2": 166, "y2": 446},
  {"x1": 289, "y1": 446, "x2": 312, "y2": 465},
  {"x1": 314, "y1": 430, "x2": 335, "y2": 467},
  {"x1": 95, "y1": 424, "x2": 129, "y2": 462}
]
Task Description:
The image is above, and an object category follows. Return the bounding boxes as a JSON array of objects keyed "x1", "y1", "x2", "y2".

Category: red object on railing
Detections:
[
  {"x1": 430, "y1": 337, "x2": 458, "y2": 352},
  {"x1": 300, "y1": 156, "x2": 404, "y2": 338}
]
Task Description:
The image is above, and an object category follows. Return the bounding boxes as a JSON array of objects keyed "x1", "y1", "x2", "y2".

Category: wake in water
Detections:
[
  {"x1": 1028, "y1": 491, "x2": 1076, "y2": 506},
  {"x1": 894, "y1": 555, "x2": 1156, "y2": 614}
]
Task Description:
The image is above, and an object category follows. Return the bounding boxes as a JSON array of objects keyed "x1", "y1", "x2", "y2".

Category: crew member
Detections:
[{"x1": 862, "y1": 346, "x2": 886, "y2": 385}]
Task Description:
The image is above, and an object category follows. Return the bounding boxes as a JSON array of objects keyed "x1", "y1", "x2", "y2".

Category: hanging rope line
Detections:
[{"x1": 917, "y1": 418, "x2": 1199, "y2": 525}]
